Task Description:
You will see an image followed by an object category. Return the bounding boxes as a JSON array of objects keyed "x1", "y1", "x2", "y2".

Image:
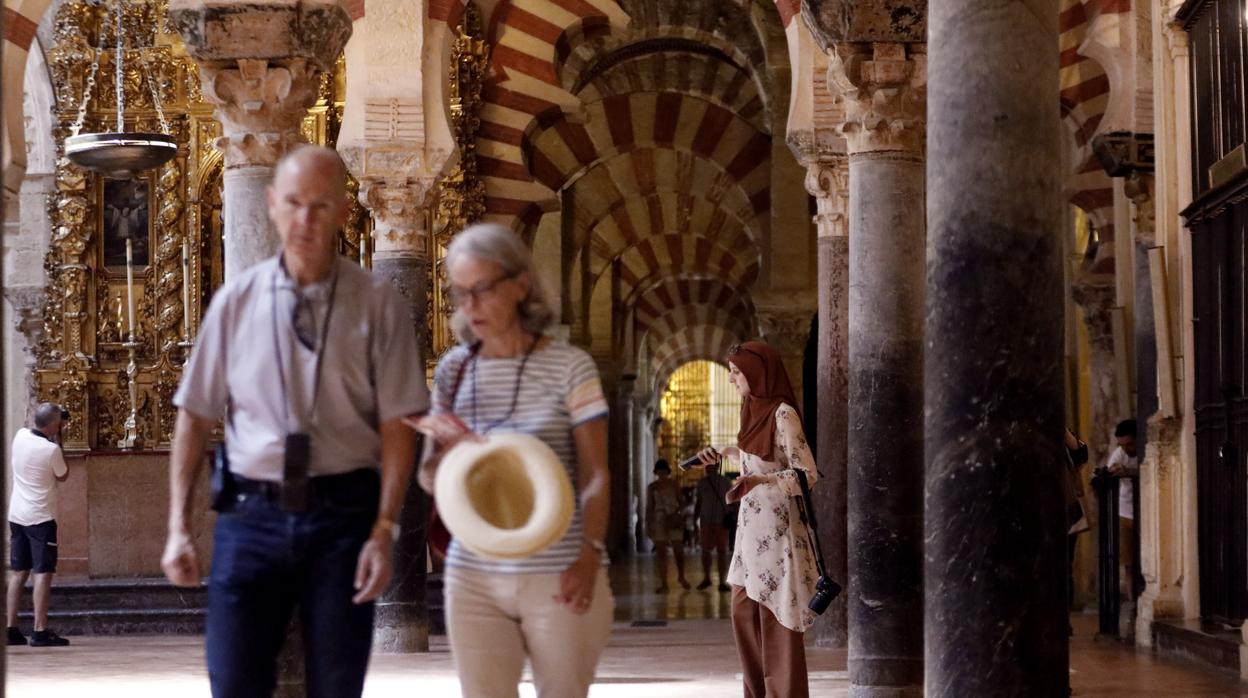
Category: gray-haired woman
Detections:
[{"x1": 410, "y1": 223, "x2": 613, "y2": 697}]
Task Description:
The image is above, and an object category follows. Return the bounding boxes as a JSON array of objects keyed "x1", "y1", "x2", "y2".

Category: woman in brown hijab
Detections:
[{"x1": 693, "y1": 340, "x2": 820, "y2": 697}]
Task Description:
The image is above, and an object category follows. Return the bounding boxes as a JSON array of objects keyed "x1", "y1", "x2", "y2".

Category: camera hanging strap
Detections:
[
  {"x1": 270, "y1": 260, "x2": 340, "y2": 511},
  {"x1": 794, "y1": 469, "x2": 830, "y2": 580}
]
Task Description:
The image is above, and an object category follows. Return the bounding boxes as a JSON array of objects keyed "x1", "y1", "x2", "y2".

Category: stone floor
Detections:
[{"x1": 8, "y1": 554, "x2": 1247, "y2": 697}]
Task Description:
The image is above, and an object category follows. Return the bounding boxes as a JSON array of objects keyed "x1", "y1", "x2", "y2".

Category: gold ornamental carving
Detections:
[
  {"x1": 33, "y1": 0, "x2": 364, "y2": 451},
  {"x1": 430, "y1": 0, "x2": 490, "y2": 360}
]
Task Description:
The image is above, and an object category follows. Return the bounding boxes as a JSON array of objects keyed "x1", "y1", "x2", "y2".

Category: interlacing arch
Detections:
[
  {"x1": 582, "y1": 191, "x2": 759, "y2": 278},
  {"x1": 567, "y1": 148, "x2": 764, "y2": 247},
  {"x1": 1059, "y1": 0, "x2": 1132, "y2": 273},
  {"x1": 521, "y1": 93, "x2": 772, "y2": 208},
  {"x1": 606, "y1": 234, "x2": 760, "y2": 300},
  {"x1": 648, "y1": 324, "x2": 743, "y2": 395}
]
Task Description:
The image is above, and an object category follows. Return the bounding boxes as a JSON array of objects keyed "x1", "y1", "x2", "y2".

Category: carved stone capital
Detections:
[
  {"x1": 1125, "y1": 173, "x2": 1157, "y2": 247},
  {"x1": 341, "y1": 144, "x2": 454, "y2": 257},
  {"x1": 827, "y1": 42, "x2": 926, "y2": 156},
  {"x1": 803, "y1": 158, "x2": 849, "y2": 238},
  {"x1": 1071, "y1": 278, "x2": 1116, "y2": 354},
  {"x1": 1163, "y1": 23, "x2": 1188, "y2": 58},
  {"x1": 756, "y1": 304, "x2": 816, "y2": 357},
  {"x1": 357, "y1": 180, "x2": 432, "y2": 257},
  {"x1": 199, "y1": 58, "x2": 322, "y2": 168},
  {"x1": 169, "y1": 0, "x2": 353, "y2": 169}
]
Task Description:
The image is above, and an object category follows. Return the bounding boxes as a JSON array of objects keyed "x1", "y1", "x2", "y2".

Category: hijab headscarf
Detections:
[{"x1": 728, "y1": 341, "x2": 799, "y2": 459}]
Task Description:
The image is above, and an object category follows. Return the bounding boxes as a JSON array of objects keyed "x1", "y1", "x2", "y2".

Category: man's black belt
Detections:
[{"x1": 232, "y1": 469, "x2": 377, "y2": 504}]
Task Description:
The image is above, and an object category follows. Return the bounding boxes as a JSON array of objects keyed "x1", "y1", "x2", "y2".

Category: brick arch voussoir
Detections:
[
  {"x1": 585, "y1": 191, "x2": 760, "y2": 271},
  {"x1": 521, "y1": 93, "x2": 771, "y2": 197}
]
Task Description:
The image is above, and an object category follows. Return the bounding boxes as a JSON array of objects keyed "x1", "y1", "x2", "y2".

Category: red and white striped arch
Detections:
[{"x1": 1059, "y1": 0, "x2": 1133, "y2": 274}]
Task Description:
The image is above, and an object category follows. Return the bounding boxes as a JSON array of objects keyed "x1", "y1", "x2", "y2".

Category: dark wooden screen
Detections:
[{"x1": 1182, "y1": 0, "x2": 1248, "y2": 626}]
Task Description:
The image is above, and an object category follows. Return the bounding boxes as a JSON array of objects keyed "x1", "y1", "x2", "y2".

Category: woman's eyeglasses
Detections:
[{"x1": 445, "y1": 270, "x2": 519, "y2": 308}]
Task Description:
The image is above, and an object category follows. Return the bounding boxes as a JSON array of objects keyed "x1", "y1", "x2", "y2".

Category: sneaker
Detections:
[
  {"x1": 29, "y1": 629, "x2": 69, "y2": 647},
  {"x1": 6, "y1": 626, "x2": 26, "y2": 646}
]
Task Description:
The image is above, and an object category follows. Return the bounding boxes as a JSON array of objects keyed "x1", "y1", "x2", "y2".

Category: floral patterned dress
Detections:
[{"x1": 725, "y1": 403, "x2": 820, "y2": 632}]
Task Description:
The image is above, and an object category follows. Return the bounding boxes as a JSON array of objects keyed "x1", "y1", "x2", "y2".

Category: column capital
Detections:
[
  {"x1": 341, "y1": 144, "x2": 453, "y2": 259},
  {"x1": 756, "y1": 302, "x2": 815, "y2": 355},
  {"x1": 802, "y1": 158, "x2": 850, "y2": 238},
  {"x1": 169, "y1": 0, "x2": 353, "y2": 169},
  {"x1": 1125, "y1": 173, "x2": 1157, "y2": 247},
  {"x1": 1071, "y1": 276, "x2": 1117, "y2": 354},
  {"x1": 1163, "y1": 23, "x2": 1189, "y2": 57},
  {"x1": 827, "y1": 42, "x2": 926, "y2": 156}
]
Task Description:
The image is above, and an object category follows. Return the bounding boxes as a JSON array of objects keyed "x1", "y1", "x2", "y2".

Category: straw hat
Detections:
[{"x1": 434, "y1": 433, "x2": 574, "y2": 559}]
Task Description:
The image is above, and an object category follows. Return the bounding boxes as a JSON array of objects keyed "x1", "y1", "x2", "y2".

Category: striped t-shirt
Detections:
[{"x1": 432, "y1": 338, "x2": 609, "y2": 575}]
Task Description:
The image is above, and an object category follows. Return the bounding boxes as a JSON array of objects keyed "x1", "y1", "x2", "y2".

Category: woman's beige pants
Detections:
[{"x1": 446, "y1": 566, "x2": 614, "y2": 698}]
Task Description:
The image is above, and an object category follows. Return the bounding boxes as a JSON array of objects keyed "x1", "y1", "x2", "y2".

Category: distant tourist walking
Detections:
[{"x1": 647, "y1": 459, "x2": 691, "y2": 592}]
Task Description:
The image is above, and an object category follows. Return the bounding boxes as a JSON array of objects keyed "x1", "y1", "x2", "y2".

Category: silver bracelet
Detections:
[{"x1": 583, "y1": 536, "x2": 607, "y2": 555}]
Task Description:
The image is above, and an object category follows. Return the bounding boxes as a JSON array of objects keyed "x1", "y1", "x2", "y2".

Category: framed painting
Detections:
[{"x1": 100, "y1": 177, "x2": 153, "y2": 270}]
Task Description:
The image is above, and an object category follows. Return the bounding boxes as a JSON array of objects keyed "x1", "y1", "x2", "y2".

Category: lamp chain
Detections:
[
  {"x1": 114, "y1": 0, "x2": 125, "y2": 132},
  {"x1": 69, "y1": 5, "x2": 109, "y2": 137}
]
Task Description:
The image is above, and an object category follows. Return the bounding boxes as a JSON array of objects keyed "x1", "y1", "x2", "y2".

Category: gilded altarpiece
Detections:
[
  {"x1": 429, "y1": 1, "x2": 488, "y2": 361},
  {"x1": 37, "y1": 0, "x2": 370, "y2": 451}
]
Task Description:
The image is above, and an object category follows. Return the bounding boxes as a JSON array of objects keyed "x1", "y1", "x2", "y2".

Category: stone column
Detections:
[
  {"x1": 339, "y1": 156, "x2": 440, "y2": 652},
  {"x1": 827, "y1": 42, "x2": 926, "y2": 697},
  {"x1": 800, "y1": 155, "x2": 850, "y2": 648},
  {"x1": 925, "y1": 0, "x2": 1067, "y2": 693},
  {"x1": 170, "y1": 0, "x2": 352, "y2": 279},
  {"x1": 169, "y1": 2, "x2": 353, "y2": 691}
]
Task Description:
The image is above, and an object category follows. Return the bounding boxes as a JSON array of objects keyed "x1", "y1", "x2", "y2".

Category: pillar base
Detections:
[
  {"x1": 848, "y1": 686, "x2": 923, "y2": 698},
  {"x1": 373, "y1": 602, "x2": 431, "y2": 653}
]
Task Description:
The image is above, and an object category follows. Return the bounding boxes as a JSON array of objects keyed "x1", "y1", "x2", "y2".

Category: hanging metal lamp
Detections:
[{"x1": 64, "y1": 0, "x2": 176, "y2": 178}]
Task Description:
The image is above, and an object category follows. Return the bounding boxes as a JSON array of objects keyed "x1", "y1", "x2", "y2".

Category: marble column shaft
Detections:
[
  {"x1": 371, "y1": 252, "x2": 432, "y2": 653},
  {"x1": 806, "y1": 158, "x2": 850, "y2": 648},
  {"x1": 345, "y1": 172, "x2": 439, "y2": 653},
  {"x1": 830, "y1": 42, "x2": 926, "y2": 698},
  {"x1": 925, "y1": 0, "x2": 1068, "y2": 694}
]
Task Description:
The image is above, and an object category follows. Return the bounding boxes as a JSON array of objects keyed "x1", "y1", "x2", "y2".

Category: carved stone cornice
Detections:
[
  {"x1": 827, "y1": 42, "x2": 926, "y2": 157},
  {"x1": 169, "y1": 0, "x2": 352, "y2": 169},
  {"x1": 1092, "y1": 131, "x2": 1155, "y2": 178},
  {"x1": 803, "y1": 157, "x2": 850, "y2": 238}
]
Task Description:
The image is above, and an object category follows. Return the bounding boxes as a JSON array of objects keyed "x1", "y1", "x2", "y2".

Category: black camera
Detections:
[
  {"x1": 809, "y1": 574, "x2": 842, "y2": 615},
  {"x1": 59, "y1": 408, "x2": 70, "y2": 421}
]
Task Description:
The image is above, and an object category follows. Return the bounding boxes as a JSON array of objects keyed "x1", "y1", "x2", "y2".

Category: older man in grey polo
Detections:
[{"x1": 161, "y1": 146, "x2": 426, "y2": 698}]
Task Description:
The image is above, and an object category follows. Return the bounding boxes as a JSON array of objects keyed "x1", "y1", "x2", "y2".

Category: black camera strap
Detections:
[
  {"x1": 794, "y1": 469, "x2": 830, "y2": 580},
  {"x1": 270, "y1": 260, "x2": 340, "y2": 431}
]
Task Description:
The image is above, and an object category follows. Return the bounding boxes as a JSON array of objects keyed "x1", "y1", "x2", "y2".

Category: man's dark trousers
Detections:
[{"x1": 206, "y1": 469, "x2": 379, "y2": 698}]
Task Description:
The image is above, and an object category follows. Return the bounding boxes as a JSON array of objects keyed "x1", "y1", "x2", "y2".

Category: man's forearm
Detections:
[
  {"x1": 377, "y1": 420, "x2": 417, "y2": 524},
  {"x1": 579, "y1": 471, "x2": 610, "y2": 544},
  {"x1": 169, "y1": 409, "x2": 212, "y2": 532}
]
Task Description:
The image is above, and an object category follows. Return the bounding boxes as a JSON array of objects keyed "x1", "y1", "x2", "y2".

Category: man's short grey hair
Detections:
[
  {"x1": 445, "y1": 223, "x2": 555, "y2": 344},
  {"x1": 32, "y1": 402, "x2": 61, "y2": 429}
]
